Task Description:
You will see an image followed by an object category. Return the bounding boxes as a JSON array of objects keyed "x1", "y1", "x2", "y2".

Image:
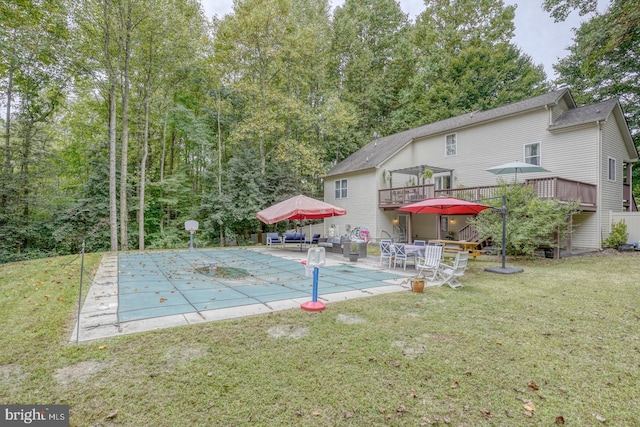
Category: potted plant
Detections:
[
  {"x1": 422, "y1": 168, "x2": 433, "y2": 182},
  {"x1": 349, "y1": 241, "x2": 359, "y2": 262},
  {"x1": 411, "y1": 277, "x2": 425, "y2": 293}
]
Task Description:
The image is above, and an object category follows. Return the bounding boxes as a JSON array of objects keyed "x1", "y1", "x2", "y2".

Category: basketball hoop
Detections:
[{"x1": 184, "y1": 220, "x2": 199, "y2": 250}]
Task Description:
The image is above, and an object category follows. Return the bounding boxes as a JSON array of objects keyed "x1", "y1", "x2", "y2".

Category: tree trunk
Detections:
[
  {"x1": 119, "y1": 6, "x2": 132, "y2": 251},
  {"x1": 104, "y1": 0, "x2": 118, "y2": 252},
  {"x1": 159, "y1": 115, "x2": 167, "y2": 235},
  {"x1": 138, "y1": 81, "x2": 150, "y2": 250},
  {"x1": 1, "y1": 69, "x2": 13, "y2": 221},
  {"x1": 217, "y1": 91, "x2": 224, "y2": 246}
]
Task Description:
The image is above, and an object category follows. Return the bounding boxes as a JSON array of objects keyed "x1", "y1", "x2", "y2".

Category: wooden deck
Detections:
[{"x1": 379, "y1": 177, "x2": 597, "y2": 211}]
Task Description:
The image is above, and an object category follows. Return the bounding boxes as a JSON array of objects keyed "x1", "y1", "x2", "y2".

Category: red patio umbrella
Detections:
[
  {"x1": 256, "y1": 194, "x2": 346, "y2": 224},
  {"x1": 398, "y1": 197, "x2": 491, "y2": 215}
]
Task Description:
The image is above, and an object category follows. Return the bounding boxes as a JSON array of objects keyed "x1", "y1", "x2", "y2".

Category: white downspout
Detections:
[{"x1": 596, "y1": 120, "x2": 603, "y2": 248}]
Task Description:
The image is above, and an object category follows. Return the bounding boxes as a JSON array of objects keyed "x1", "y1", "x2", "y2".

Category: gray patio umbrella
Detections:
[{"x1": 486, "y1": 161, "x2": 548, "y2": 182}]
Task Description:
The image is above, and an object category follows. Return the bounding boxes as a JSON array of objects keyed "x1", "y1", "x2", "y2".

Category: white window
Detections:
[
  {"x1": 524, "y1": 142, "x2": 541, "y2": 166},
  {"x1": 608, "y1": 157, "x2": 616, "y2": 181},
  {"x1": 434, "y1": 175, "x2": 451, "y2": 190},
  {"x1": 334, "y1": 179, "x2": 348, "y2": 198},
  {"x1": 445, "y1": 134, "x2": 457, "y2": 156}
]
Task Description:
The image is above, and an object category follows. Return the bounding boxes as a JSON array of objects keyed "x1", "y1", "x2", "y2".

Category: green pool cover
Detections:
[{"x1": 117, "y1": 249, "x2": 402, "y2": 323}]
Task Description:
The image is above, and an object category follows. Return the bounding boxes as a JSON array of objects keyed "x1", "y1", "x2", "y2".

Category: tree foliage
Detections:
[
  {"x1": 395, "y1": 0, "x2": 549, "y2": 129},
  {"x1": 0, "y1": 0, "x2": 606, "y2": 261},
  {"x1": 553, "y1": 0, "x2": 640, "y2": 142},
  {"x1": 469, "y1": 183, "x2": 580, "y2": 257}
]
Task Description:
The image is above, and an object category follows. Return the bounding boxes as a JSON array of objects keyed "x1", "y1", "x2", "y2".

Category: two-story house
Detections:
[{"x1": 322, "y1": 88, "x2": 637, "y2": 252}]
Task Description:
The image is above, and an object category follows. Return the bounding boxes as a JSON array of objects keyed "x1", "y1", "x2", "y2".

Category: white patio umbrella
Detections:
[{"x1": 486, "y1": 161, "x2": 549, "y2": 182}]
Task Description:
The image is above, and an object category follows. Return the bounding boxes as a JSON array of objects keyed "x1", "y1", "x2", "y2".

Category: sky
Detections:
[{"x1": 200, "y1": 0, "x2": 605, "y2": 79}]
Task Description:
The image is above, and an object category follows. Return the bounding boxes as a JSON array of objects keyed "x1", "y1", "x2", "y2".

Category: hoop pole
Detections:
[{"x1": 312, "y1": 267, "x2": 319, "y2": 302}]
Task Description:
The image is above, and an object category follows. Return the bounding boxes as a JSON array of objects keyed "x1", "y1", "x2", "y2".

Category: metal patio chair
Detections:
[
  {"x1": 394, "y1": 243, "x2": 409, "y2": 270},
  {"x1": 379, "y1": 239, "x2": 393, "y2": 268}
]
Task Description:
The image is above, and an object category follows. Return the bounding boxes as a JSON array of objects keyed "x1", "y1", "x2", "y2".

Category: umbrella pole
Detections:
[{"x1": 484, "y1": 195, "x2": 523, "y2": 274}]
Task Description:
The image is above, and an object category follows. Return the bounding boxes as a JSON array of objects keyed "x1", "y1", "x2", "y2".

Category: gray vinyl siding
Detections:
[
  {"x1": 600, "y1": 117, "x2": 629, "y2": 242},
  {"x1": 551, "y1": 98, "x2": 570, "y2": 122},
  {"x1": 323, "y1": 169, "x2": 378, "y2": 238},
  {"x1": 546, "y1": 125, "x2": 599, "y2": 184},
  {"x1": 571, "y1": 212, "x2": 598, "y2": 249},
  {"x1": 404, "y1": 110, "x2": 558, "y2": 188}
]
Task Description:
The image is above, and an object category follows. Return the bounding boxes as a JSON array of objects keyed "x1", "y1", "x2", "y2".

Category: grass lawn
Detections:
[{"x1": 1, "y1": 251, "x2": 639, "y2": 426}]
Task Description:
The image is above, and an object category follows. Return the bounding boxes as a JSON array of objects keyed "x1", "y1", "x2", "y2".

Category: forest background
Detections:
[{"x1": 0, "y1": 0, "x2": 637, "y2": 263}]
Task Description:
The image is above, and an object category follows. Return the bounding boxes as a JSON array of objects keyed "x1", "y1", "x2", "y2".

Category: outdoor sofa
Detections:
[{"x1": 284, "y1": 233, "x2": 306, "y2": 244}]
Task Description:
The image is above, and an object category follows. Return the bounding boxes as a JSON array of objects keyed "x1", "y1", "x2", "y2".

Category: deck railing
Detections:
[{"x1": 379, "y1": 177, "x2": 597, "y2": 211}]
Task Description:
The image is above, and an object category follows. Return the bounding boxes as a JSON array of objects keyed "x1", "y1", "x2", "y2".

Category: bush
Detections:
[
  {"x1": 602, "y1": 220, "x2": 628, "y2": 249},
  {"x1": 469, "y1": 182, "x2": 580, "y2": 257}
]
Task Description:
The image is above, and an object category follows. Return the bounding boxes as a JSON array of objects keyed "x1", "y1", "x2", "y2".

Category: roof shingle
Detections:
[{"x1": 326, "y1": 88, "x2": 574, "y2": 177}]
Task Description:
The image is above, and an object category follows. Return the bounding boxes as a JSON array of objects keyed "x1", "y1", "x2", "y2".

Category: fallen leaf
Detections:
[
  {"x1": 523, "y1": 401, "x2": 536, "y2": 412},
  {"x1": 312, "y1": 411, "x2": 321, "y2": 416},
  {"x1": 555, "y1": 415, "x2": 566, "y2": 424},
  {"x1": 105, "y1": 409, "x2": 118, "y2": 419},
  {"x1": 396, "y1": 405, "x2": 408, "y2": 414},
  {"x1": 451, "y1": 381, "x2": 459, "y2": 388},
  {"x1": 528, "y1": 381, "x2": 539, "y2": 391},
  {"x1": 378, "y1": 408, "x2": 387, "y2": 414},
  {"x1": 98, "y1": 345, "x2": 107, "y2": 350},
  {"x1": 594, "y1": 413, "x2": 606, "y2": 422},
  {"x1": 57, "y1": 297, "x2": 64, "y2": 301},
  {"x1": 392, "y1": 360, "x2": 400, "y2": 367},
  {"x1": 159, "y1": 298, "x2": 167, "y2": 303}
]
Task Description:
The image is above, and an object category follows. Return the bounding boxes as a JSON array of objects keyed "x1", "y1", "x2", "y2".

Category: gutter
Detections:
[{"x1": 596, "y1": 120, "x2": 603, "y2": 248}]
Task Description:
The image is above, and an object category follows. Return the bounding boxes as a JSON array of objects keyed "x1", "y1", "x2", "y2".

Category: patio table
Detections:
[
  {"x1": 390, "y1": 244, "x2": 424, "y2": 269},
  {"x1": 428, "y1": 240, "x2": 481, "y2": 260}
]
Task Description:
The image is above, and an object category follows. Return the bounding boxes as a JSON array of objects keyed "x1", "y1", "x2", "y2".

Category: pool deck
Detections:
[{"x1": 71, "y1": 247, "x2": 417, "y2": 343}]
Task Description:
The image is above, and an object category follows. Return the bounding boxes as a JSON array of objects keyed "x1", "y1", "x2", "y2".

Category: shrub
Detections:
[
  {"x1": 469, "y1": 181, "x2": 580, "y2": 257},
  {"x1": 602, "y1": 220, "x2": 628, "y2": 249}
]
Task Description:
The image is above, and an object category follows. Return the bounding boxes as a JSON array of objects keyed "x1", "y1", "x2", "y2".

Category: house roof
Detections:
[
  {"x1": 549, "y1": 98, "x2": 637, "y2": 160},
  {"x1": 325, "y1": 88, "x2": 635, "y2": 177}
]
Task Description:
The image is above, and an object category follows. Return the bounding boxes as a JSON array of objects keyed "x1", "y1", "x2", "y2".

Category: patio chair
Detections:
[
  {"x1": 413, "y1": 240, "x2": 426, "y2": 246},
  {"x1": 435, "y1": 251, "x2": 469, "y2": 289},
  {"x1": 394, "y1": 244, "x2": 409, "y2": 270},
  {"x1": 306, "y1": 233, "x2": 321, "y2": 246},
  {"x1": 416, "y1": 244, "x2": 444, "y2": 282},
  {"x1": 266, "y1": 233, "x2": 282, "y2": 248},
  {"x1": 379, "y1": 239, "x2": 393, "y2": 268}
]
